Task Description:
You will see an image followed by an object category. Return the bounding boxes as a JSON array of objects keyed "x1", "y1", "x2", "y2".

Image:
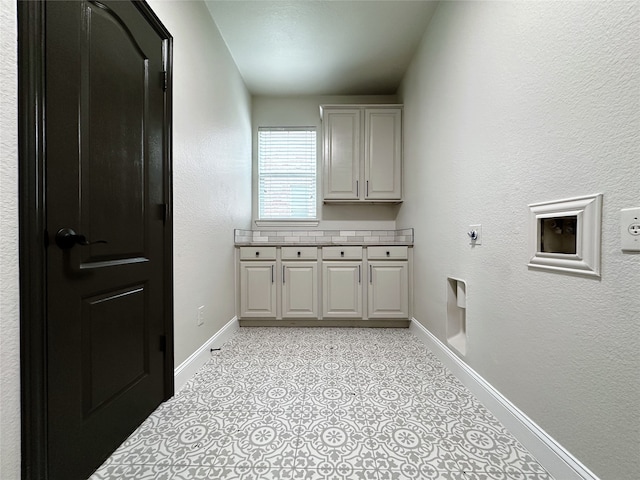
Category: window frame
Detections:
[{"x1": 254, "y1": 126, "x2": 319, "y2": 226}]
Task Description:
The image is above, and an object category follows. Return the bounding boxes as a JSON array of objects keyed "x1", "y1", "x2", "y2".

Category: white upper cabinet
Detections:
[
  {"x1": 364, "y1": 109, "x2": 402, "y2": 200},
  {"x1": 322, "y1": 108, "x2": 361, "y2": 200},
  {"x1": 321, "y1": 105, "x2": 402, "y2": 202}
]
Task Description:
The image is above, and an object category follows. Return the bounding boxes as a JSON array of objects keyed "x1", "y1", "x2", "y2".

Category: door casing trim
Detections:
[{"x1": 17, "y1": 2, "x2": 174, "y2": 478}]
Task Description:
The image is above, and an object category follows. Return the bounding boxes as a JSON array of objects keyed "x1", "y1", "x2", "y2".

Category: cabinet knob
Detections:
[
  {"x1": 297, "y1": 251, "x2": 301, "y2": 257},
  {"x1": 255, "y1": 251, "x2": 260, "y2": 257},
  {"x1": 340, "y1": 251, "x2": 344, "y2": 257},
  {"x1": 386, "y1": 251, "x2": 390, "y2": 256}
]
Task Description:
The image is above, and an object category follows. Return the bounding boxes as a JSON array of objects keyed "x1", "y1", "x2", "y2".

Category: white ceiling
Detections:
[{"x1": 204, "y1": 1, "x2": 439, "y2": 96}]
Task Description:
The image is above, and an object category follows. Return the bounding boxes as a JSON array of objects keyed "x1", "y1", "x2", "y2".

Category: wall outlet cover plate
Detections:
[{"x1": 621, "y1": 207, "x2": 640, "y2": 252}]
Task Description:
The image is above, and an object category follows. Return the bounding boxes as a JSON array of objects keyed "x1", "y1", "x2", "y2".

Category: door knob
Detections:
[{"x1": 55, "y1": 228, "x2": 107, "y2": 249}]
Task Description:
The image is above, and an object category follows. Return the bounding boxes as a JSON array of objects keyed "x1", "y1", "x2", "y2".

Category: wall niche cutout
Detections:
[
  {"x1": 446, "y1": 277, "x2": 467, "y2": 357},
  {"x1": 528, "y1": 194, "x2": 602, "y2": 277}
]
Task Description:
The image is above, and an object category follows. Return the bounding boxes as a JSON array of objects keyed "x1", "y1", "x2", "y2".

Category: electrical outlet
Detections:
[
  {"x1": 621, "y1": 207, "x2": 640, "y2": 252},
  {"x1": 197, "y1": 305, "x2": 205, "y2": 326},
  {"x1": 468, "y1": 224, "x2": 482, "y2": 245}
]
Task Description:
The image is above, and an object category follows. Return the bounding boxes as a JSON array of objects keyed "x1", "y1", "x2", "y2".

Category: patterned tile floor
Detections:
[{"x1": 90, "y1": 328, "x2": 554, "y2": 480}]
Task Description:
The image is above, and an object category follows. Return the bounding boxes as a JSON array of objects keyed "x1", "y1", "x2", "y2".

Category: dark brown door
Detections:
[{"x1": 44, "y1": 1, "x2": 172, "y2": 478}]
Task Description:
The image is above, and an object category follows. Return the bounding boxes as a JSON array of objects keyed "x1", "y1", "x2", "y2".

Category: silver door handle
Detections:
[
  {"x1": 271, "y1": 265, "x2": 274, "y2": 283},
  {"x1": 358, "y1": 265, "x2": 361, "y2": 284},
  {"x1": 282, "y1": 265, "x2": 285, "y2": 284},
  {"x1": 369, "y1": 264, "x2": 372, "y2": 284}
]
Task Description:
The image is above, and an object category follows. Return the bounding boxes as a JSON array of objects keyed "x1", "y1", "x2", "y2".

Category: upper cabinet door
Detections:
[
  {"x1": 321, "y1": 105, "x2": 403, "y2": 203},
  {"x1": 322, "y1": 109, "x2": 361, "y2": 200},
  {"x1": 364, "y1": 108, "x2": 402, "y2": 200}
]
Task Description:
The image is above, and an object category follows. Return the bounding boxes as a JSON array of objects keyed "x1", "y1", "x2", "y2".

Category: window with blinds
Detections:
[{"x1": 258, "y1": 127, "x2": 317, "y2": 220}]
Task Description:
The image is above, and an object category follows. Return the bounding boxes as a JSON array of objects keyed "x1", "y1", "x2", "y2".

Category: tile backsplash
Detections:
[{"x1": 234, "y1": 228, "x2": 414, "y2": 245}]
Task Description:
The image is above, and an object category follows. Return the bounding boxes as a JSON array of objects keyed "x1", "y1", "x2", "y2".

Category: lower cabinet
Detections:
[
  {"x1": 367, "y1": 262, "x2": 409, "y2": 318},
  {"x1": 282, "y1": 261, "x2": 318, "y2": 318},
  {"x1": 239, "y1": 261, "x2": 276, "y2": 318},
  {"x1": 322, "y1": 262, "x2": 363, "y2": 318},
  {"x1": 367, "y1": 246, "x2": 409, "y2": 319},
  {"x1": 238, "y1": 246, "x2": 319, "y2": 320},
  {"x1": 281, "y1": 246, "x2": 319, "y2": 318},
  {"x1": 321, "y1": 246, "x2": 363, "y2": 318},
  {"x1": 237, "y1": 244, "x2": 411, "y2": 322}
]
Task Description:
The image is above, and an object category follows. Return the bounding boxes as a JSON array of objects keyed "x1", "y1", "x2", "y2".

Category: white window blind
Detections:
[{"x1": 258, "y1": 127, "x2": 317, "y2": 220}]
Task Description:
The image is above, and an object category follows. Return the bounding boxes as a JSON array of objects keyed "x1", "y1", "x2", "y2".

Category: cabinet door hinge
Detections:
[{"x1": 161, "y1": 71, "x2": 167, "y2": 91}]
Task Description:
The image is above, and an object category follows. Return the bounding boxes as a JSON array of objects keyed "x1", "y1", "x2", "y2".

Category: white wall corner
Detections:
[
  {"x1": 409, "y1": 318, "x2": 601, "y2": 480},
  {"x1": 174, "y1": 317, "x2": 239, "y2": 391}
]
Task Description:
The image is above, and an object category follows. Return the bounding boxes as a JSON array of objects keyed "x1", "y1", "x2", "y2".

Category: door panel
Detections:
[
  {"x1": 83, "y1": 2, "x2": 148, "y2": 261},
  {"x1": 44, "y1": 2, "x2": 172, "y2": 479},
  {"x1": 323, "y1": 109, "x2": 361, "y2": 199},
  {"x1": 364, "y1": 109, "x2": 402, "y2": 200},
  {"x1": 322, "y1": 262, "x2": 363, "y2": 318},
  {"x1": 282, "y1": 262, "x2": 318, "y2": 318},
  {"x1": 240, "y1": 263, "x2": 277, "y2": 318},
  {"x1": 367, "y1": 262, "x2": 409, "y2": 318},
  {"x1": 82, "y1": 2, "x2": 151, "y2": 263},
  {"x1": 82, "y1": 285, "x2": 148, "y2": 415}
]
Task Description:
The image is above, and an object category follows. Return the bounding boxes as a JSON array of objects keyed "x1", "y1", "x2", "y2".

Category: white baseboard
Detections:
[
  {"x1": 174, "y1": 316, "x2": 239, "y2": 391},
  {"x1": 409, "y1": 318, "x2": 600, "y2": 480}
]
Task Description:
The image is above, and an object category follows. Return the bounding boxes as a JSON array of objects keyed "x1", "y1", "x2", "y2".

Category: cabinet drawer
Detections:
[
  {"x1": 239, "y1": 246, "x2": 277, "y2": 260},
  {"x1": 322, "y1": 246, "x2": 363, "y2": 260},
  {"x1": 367, "y1": 246, "x2": 408, "y2": 260},
  {"x1": 282, "y1": 246, "x2": 318, "y2": 260}
]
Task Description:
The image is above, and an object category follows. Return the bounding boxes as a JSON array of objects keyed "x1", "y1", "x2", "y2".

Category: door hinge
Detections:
[
  {"x1": 161, "y1": 71, "x2": 167, "y2": 91},
  {"x1": 160, "y1": 203, "x2": 169, "y2": 224},
  {"x1": 159, "y1": 335, "x2": 167, "y2": 352}
]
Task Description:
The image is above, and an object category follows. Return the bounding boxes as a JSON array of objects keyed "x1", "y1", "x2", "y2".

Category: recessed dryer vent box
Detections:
[{"x1": 447, "y1": 277, "x2": 467, "y2": 357}]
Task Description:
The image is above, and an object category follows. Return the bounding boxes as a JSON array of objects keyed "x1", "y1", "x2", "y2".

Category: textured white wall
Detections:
[
  {"x1": 398, "y1": 2, "x2": 639, "y2": 479},
  {"x1": 0, "y1": 1, "x2": 20, "y2": 477},
  {"x1": 252, "y1": 95, "x2": 400, "y2": 230},
  {"x1": 147, "y1": 0, "x2": 252, "y2": 366}
]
